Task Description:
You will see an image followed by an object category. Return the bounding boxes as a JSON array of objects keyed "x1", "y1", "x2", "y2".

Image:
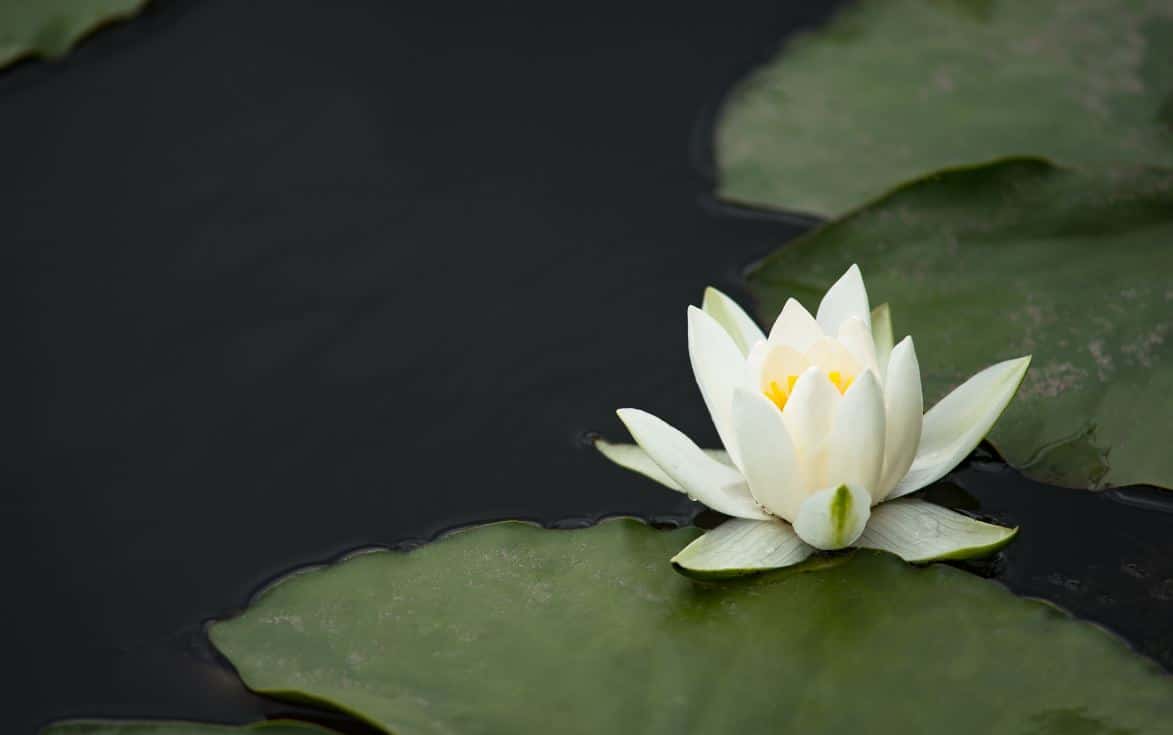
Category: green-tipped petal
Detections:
[
  {"x1": 858, "y1": 499, "x2": 1017, "y2": 562},
  {"x1": 702, "y1": 287, "x2": 766, "y2": 357},
  {"x1": 594, "y1": 439, "x2": 733, "y2": 492},
  {"x1": 793, "y1": 483, "x2": 871, "y2": 550},
  {"x1": 889, "y1": 355, "x2": 1032, "y2": 498},
  {"x1": 671, "y1": 518, "x2": 812, "y2": 578},
  {"x1": 616, "y1": 409, "x2": 770, "y2": 520},
  {"x1": 871, "y1": 302, "x2": 893, "y2": 375}
]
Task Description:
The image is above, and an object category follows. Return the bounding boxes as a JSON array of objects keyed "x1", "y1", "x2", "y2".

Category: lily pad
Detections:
[
  {"x1": 748, "y1": 158, "x2": 1173, "y2": 491},
  {"x1": 211, "y1": 519, "x2": 1173, "y2": 735},
  {"x1": 41, "y1": 722, "x2": 337, "y2": 735},
  {"x1": 716, "y1": 0, "x2": 1173, "y2": 216},
  {"x1": 0, "y1": 0, "x2": 149, "y2": 69}
]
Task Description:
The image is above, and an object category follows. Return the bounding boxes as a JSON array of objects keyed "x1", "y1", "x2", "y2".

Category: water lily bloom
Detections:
[{"x1": 598, "y1": 265, "x2": 1030, "y2": 576}]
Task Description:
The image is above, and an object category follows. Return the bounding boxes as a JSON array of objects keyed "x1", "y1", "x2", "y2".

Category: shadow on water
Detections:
[{"x1": 4, "y1": 0, "x2": 1172, "y2": 732}]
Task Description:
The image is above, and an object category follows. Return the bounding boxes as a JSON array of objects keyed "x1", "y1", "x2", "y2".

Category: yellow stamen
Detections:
[
  {"x1": 828, "y1": 371, "x2": 853, "y2": 394},
  {"x1": 764, "y1": 375, "x2": 802, "y2": 411},
  {"x1": 766, "y1": 372, "x2": 853, "y2": 409},
  {"x1": 765, "y1": 380, "x2": 789, "y2": 411}
]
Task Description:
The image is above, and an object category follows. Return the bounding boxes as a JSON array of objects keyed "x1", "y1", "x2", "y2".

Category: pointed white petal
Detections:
[
  {"x1": 858, "y1": 499, "x2": 1017, "y2": 562},
  {"x1": 837, "y1": 315, "x2": 880, "y2": 377},
  {"x1": 767, "y1": 297, "x2": 823, "y2": 352},
  {"x1": 616, "y1": 409, "x2": 769, "y2": 520},
  {"x1": 877, "y1": 337, "x2": 923, "y2": 500},
  {"x1": 688, "y1": 306, "x2": 749, "y2": 467},
  {"x1": 781, "y1": 366, "x2": 840, "y2": 469},
  {"x1": 816, "y1": 264, "x2": 871, "y2": 335},
  {"x1": 594, "y1": 438, "x2": 682, "y2": 490},
  {"x1": 594, "y1": 440, "x2": 734, "y2": 492},
  {"x1": 671, "y1": 518, "x2": 813, "y2": 578},
  {"x1": 702, "y1": 287, "x2": 765, "y2": 357},
  {"x1": 871, "y1": 303, "x2": 894, "y2": 378},
  {"x1": 827, "y1": 370, "x2": 886, "y2": 503},
  {"x1": 889, "y1": 355, "x2": 1032, "y2": 498},
  {"x1": 793, "y1": 483, "x2": 871, "y2": 550},
  {"x1": 731, "y1": 389, "x2": 805, "y2": 522}
]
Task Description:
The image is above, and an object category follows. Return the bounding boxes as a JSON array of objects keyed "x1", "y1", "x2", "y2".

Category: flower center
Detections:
[{"x1": 764, "y1": 371, "x2": 853, "y2": 411}]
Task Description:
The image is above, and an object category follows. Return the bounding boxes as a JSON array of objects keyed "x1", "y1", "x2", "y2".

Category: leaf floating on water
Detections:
[
  {"x1": 748, "y1": 159, "x2": 1173, "y2": 491},
  {"x1": 0, "y1": 0, "x2": 150, "y2": 70},
  {"x1": 210, "y1": 519, "x2": 1173, "y2": 734},
  {"x1": 716, "y1": 0, "x2": 1173, "y2": 216}
]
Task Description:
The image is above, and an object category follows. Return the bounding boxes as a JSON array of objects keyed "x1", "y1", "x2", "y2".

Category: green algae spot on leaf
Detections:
[
  {"x1": 211, "y1": 519, "x2": 1173, "y2": 735},
  {"x1": 40, "y1": 721, "x2": 339, "y2": 735},
  {"x1": 0, "y1": 0, "x2": 149, "y2": 70},
  {"x1": 748, "y1": 159, "x2": 1173, "y2": 491},
  {"x1": 716, "y1": 0, "x2": 1173, "y2": 217}
]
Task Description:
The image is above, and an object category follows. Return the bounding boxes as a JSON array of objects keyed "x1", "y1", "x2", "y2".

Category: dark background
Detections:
[{"x1": 5, "y1": 1, "x2": 1172, "y2": 733}]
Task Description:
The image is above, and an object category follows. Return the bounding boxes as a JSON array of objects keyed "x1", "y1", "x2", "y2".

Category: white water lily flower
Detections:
[{"x1": 598, "y1": 264, "x2": 1031, "y2": 576}]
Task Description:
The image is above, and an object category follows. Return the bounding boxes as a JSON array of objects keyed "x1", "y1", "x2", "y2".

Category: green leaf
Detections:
[
  {"x1": 41, "y1": 721, "x2": 338, "y2": 735},
  {"x1": 748, "y1": 158, "x2": 1173, "y2": 490},
  {"x1": 211, "y1": 519, "x2": 1173, "y2": 734},
  {"x1": 0, "y1": 0, "x2": 149, "y2": 69},
  {"x1": 716, "y1": 0, "x2": 1173, "y2": 216}
]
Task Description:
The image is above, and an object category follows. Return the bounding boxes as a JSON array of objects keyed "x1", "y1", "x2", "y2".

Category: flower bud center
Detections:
[{"x1": 764, "y1": 371, "x2": 854, "y2": 411}]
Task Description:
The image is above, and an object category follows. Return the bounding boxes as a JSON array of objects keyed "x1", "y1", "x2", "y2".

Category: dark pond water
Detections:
[{"x1": 4, "y1": 1, "x2": 1172, "y2": 733}]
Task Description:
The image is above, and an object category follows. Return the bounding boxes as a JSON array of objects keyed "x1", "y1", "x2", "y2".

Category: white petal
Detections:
[
  {"x1": 687, "y1": 306, "x2": 749, "y2": 467},
  {"x1": 731, "y1": 389, "x2": 805, "y2": 522},
  {"x1": 793, "y1": 483, "x2": 871, "y2": 550},
  {"x1": 826, "y1": 370, "x2": 886, "y2": 503},
  {"x1": 767, "y1": 298, "x2": 823, "y2": 352},
  {"x1": 671, "y1": 518, "x2": 813, "y2": 578},
  {"x1": 594, "y1": 440, "x2": 733, "y2": 491},
  {"x1": 877, "y1": 337, "x2": 923, "y2": 500},
  {"x1": 595, "y1": 438, "x2": 682, "y2": 490},
  {"x1": 857, "y1": 499, "x2": 1017, "y2": 562},
  {"x1": 616, "y1": 409, "x2": 770, "y2": 520},
  {"x1": 781, "y1": 366, "x2": 840, "y2": 471},
  {"x1": 816, "y1": 264, "x2": 871, "y2": 335},
  {"x1": 702, "y1": 287, "x2": 765, "y2": 357},
  {"x1": 751, "y1": 342, "x2": 811, "y2": 395},
  {"x1": 888, "y1": 355, "x2": 1032, "y2": 499},
  {"x1": 804, "y1": 335, "x2": 863, "y2": 379},
  {"x1": 871, "y1": 303, "x2": 894, "y2": 378},
  {"x1": 744, "y1": 339, "x2": 769, "y2": 387},
  {"x1": 837, "y1": 316, "x2": 880, "y2": 377}
]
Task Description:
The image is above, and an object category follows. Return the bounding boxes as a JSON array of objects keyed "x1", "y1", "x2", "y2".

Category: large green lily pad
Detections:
[
  {"x1": 749, "y1": 158, "x2": 1173, "y2": 490},
  {"x1": 716, "y1": 0, "x2": 1173, "y2": 216},
  {"x1": 0, "y1": 0, "x2": 149, "y2": 69},
  {"x1": 211, "y1": 519, "x2": 1173, "y2": 735},
  {"x1": 41, "y1": 722, "x2": 337, "y2": 735}
]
